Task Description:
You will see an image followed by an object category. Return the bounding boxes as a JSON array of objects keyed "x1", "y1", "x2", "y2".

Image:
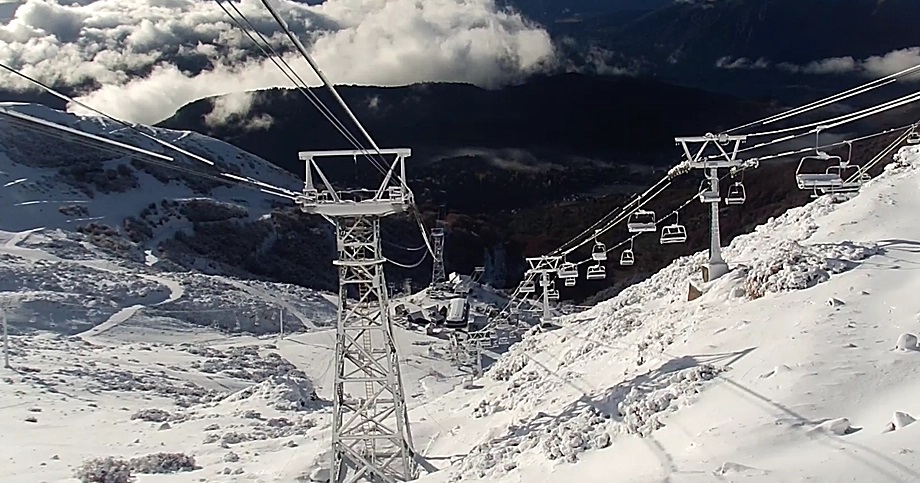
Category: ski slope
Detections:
[
  {"x1": 408, "y1": 145, "x2": 920, "y2": 483},
  {"x1": 3, "y1": 143, "x2": 920, "y2": 482}
]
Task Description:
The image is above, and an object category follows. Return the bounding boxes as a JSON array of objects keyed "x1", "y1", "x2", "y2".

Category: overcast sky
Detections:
[{"x1": 0, "y1": 0, "x2": 557, "y2": 124}]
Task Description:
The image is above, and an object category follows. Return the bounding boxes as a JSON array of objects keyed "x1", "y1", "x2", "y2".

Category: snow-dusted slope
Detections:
[
  {"x1": 0, "y1": 103, "x2": 297, "y2": 232},
  {"x1": 0, "y1": 103, "x2": 340, "y2": 291},
  {"x1": 408, "y1": 146, "x2": 920, "y2": 483}
]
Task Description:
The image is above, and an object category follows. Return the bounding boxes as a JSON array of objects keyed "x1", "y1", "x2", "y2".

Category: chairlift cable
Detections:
[
  {"x1": 215, "y1": 0, "x2": 391, "y2": 179},
  {"x1": 725, "y1": 62, "x2": 920, "y2": 134},
  {"x1": 256, "y1": 0, "x2": 394, "y2": 180},
  {"x1": 0, "y1": 62, "x2": 220, "y2": 169}
]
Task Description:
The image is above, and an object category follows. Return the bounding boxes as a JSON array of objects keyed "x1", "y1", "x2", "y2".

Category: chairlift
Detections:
[
  {"x1": 908, "y1": 130, "x2": 920, "y2": 145},
  {"x1": 564, "y1": 277, "x2": 576, "y2": 287},
  {"x1": 547, "y1": 288, "x2": 560, "y2": 301},
  {"x1": 592, "y1": 236, "x2": 607, "y2": 261},
  {"x1": 620, "y1": 239, "x2": 635, "y2": 266},
  {"x1": 620, "y1": 249, "x2": 635, "y2": 266},
  {"x1": 586, "y1": 264, "x2": 606, "y2": 280},
  {"x1": 627, "y1": 210, "x2": 657, "y2": 233},
  {"x1": 725, "y1": 182, "x2": 746, "y2": 205},
  {"x1": 558, "y1": 262, "x2": 578, "y2": 279},
  {"x1": 795, "y1": 150, "x2": 844, "y2": 191},
  {"x1": 659, "y1": 213, "x2": 687, "y2": 245},
  {"x1": 520, "y1": 280, "x2": 536, "y2": 294}
]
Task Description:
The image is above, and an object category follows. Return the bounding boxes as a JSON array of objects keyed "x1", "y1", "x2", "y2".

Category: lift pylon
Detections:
[
  {"x1": 674, "y1": 133, "x2": 754, "y2": 282},
  {"x1": 296, "y1": 148, "x2": 417, "y2": 483}
]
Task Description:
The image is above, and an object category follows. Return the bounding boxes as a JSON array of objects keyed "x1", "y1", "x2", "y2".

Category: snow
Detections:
[
  {"x1": 405, "y1": 146, "x2": 920, "y2": 483},
  {"x1": 4, "y1": 111, "x2": 920, "y2": 482}
]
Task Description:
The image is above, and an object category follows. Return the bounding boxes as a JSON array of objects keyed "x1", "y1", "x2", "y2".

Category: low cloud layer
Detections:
[
  {"x1": 716, "y1": 47, "x2": 920, "y2": 79},
  {"x1": 0, "y1": 0, "x2": 556, "y2": 124}
]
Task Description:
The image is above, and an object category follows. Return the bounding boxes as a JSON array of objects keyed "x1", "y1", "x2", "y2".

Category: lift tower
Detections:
[
  {"x1": 297, "y1": 149, "x2": 416, "y2": 483},
  {"x1": 674, "y1": 133, "x2": 752, "y2": 282},
  {"x1": 430, "y1": 221, "x2": 446, "y2": 286}
]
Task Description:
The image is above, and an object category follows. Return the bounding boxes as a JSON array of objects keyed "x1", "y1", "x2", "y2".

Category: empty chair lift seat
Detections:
[{"x1": 796, "y1": 172, "x2": 843, "y2": 190}]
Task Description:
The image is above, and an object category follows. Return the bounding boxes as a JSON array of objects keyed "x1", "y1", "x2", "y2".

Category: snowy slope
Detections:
[
  {"x1": 0, "y1": 103, "x2": 298, "y2": 233},
  {"x1": 406, "y1": 146, "x2": 920, "y2": 483},
  {"x1": 0, "y1": 103, "x2": 344, "y2": 292}
]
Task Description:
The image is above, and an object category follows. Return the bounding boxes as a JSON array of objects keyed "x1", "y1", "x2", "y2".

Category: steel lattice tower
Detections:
[
  {"x1": 430, "y1": 223, "x2": 446, "y2": 286},
  {"x1": 297, "y1": 149, "x2": 416, "y2": 483}
]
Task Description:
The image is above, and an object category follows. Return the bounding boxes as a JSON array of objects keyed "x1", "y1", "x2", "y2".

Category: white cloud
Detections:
[
  {"x1": 717, "y1": 47, "x2": 920, "y2": 79},
  {"x1": 0, "y1": 0, "x2": 557, "y2": 124}
]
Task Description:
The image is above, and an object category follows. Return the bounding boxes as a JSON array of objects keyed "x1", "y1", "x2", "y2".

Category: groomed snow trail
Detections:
[{"x1": 0, "y1": 228, "x2": 186, "y2": 338}]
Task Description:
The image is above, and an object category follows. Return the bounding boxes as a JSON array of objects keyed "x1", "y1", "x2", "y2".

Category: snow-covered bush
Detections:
[
  {"x1": 130, "y1": 408, "x2": 170, "y2": 423},
  {"x1": 128, "y1": 452, "x2": 198, "y2": 474},
  {"x1": 73, "y1": 456, "x2": 134, "y2": 483}
]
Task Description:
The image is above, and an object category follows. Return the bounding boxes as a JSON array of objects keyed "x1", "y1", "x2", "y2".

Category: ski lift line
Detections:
[
  {"x1": 257, "y1": 0, "x2": 394, "y2": 181},
  {"x1": 554, "y1": 179, "x2": 672, "y2": 258},
  {"x1": 844, "y1": 126, "x2": 914, "y2": 184},
  {"x1": 572, "y1": 169, "x2": 737, "y2": 267},
  {"x1": 0, "y1": 63, "x2": 218, "y2": 167},
  {"x1": 742, "y1": 89, "x2": 920, "y2": 140},
  {"x1": 0, "y1": 107, "x2": 172, "y2": 162},
  {"x1": 213, "y1": 0, "x2": 392, "y2": 181},
  {"x1": 256, "y1": 0, "x2": 438, "y2": 256},
  {"x1": 550, "y1": 173, "x2": 674, "y2": 256},
  {"x1": 761, "y1": 79, "x2": 900, "y2": 126},
  {"x1": 742, "y1": 123, "x2": 916, "y2": 165},
  {"x1": 561, "y1": 89, "x2": 920, "y2": 258},
  {"x1": 385, "y1": 251, "x2": 429, "y2": 269},
  {"x1": 219, "y1": 172, "x2": 298, "y2": 196},
  {"x1": 0, "y1": 65, "x2": 303, "y2": 200},
  {"x1": 725, "y1": 62, "x2": 920, "y2": 134},
  {"x1": 2, "y1": 108, "x2": 299, "y2": 202},
  {"x1": 382, "y1": 239, "x2": 428, "y2": 251},
  {"x1": 821, "y1": 92, "x2": 920, "y2": 131},
  {"x1": 558, "y1": 180, "x2": 672, "y2": 258}
]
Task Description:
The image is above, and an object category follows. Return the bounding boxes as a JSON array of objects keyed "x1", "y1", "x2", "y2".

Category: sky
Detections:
[{"x1": 0, "y1": 0, "x2": 557, "y2": 124}]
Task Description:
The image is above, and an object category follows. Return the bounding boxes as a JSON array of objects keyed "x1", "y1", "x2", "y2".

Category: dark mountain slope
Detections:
[{"x1": 160, "y1": 73, "x2": 766, "y2": 176}]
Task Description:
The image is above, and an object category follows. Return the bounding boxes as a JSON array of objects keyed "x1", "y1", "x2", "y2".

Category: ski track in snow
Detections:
[{"x1": 0, "y1": 228, "x2": 187, "y2": 338}]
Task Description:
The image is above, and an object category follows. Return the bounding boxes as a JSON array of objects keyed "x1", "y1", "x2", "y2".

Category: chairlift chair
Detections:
[
  {"x1": 564, "y1": 277, "x2": 576, "y2": 287},
  {"x1": 908, "y1": 131, "x2": 920, "y2": 145},
  {"x1": 795, "y1": 150, "x2": 844, "y2": 191},
  {"x1": 627, "y1": 210, "x2": 657, "y2": 233},
  {"x1": 586, "y1": 264, "x2": 606, "y2": 280},
  {"x1": 620, "y1": 248, "x2": 635, "y2": 266},
  {"x1": 592, "y1": 241, "x2": 607, "y2": 261},
  {"x1": 520, "y1": 280, "x2": 536, "y2": 294},
  {"x1": 725, "y1": 182, "x2": 746, "y2": 205},
  {"x1": 659, "y1": 222, "x2": 688, "y2": 245},
  {"x1": 558, "y1": 262, "x2": 578, "y2": 279},
  {"x1": 547, "y1": 288, "x2": 560, "y2": 301}
]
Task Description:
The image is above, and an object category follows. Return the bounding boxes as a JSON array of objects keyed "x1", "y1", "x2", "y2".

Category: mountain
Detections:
[
  {"x1": 4, "y1": 140, "x2": 920, "y2": 482},
  {"x1": 160, "y1": 74, "x2": 767, "y2": 208},
  {"x1": 500, "y1": 0, "x2": 671, "y2": 23},
  {"x1": 542, "y1": 0, "x2": 920, "y2": 101},
  {"x1": 0, "y1": 103, "x2": 442, "y2": 296}
]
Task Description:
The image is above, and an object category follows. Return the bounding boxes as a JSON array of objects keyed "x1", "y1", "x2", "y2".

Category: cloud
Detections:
[
  {"x1": 715, "y1": 56, "x2": 769, "y2": 70},
  {"x1": 204, "y1": 90, "x2": 272, "y2": 130},
  {"x1": 0, "y1": 0, "x2": 556, "y2": 124},
  {"x1": 716, "y1": 47, "x2": 920, "y2": 79}
]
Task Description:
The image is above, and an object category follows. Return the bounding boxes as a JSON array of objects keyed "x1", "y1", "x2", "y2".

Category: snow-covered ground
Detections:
[
  {"x1": 4, "y1": 127, "x2": 920, "y2": 482},
  {"x1": 405, "y1": 146, "x2": 920, "y2": 483}
]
